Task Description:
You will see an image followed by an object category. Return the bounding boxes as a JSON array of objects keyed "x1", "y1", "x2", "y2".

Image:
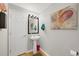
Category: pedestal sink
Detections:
[{"x1": 30, "y1": 35, "x2": 40, "y2": 54}]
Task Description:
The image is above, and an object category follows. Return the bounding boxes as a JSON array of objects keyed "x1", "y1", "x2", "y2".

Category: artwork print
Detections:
[{"x1": 51, "y1": 6, "x2": 77, "y2": 30}]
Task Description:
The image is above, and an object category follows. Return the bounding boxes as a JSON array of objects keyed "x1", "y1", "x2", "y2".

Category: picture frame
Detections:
[
  {"x1": 28, "y1": 14, "x2": 39, "y2": 34},
  {"x1": 51, "y1": 5, "x2": 78, "y2": 30}
]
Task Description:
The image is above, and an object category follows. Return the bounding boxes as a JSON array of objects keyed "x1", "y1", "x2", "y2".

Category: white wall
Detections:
[
  {"x1": 0, "y1": 3, "x2": 39, "y2": 56},
  {"x1": 0, "y1": 4, "x2": 8, "y2": 56},
  {"x1": 39, "y1": 3, "x2": 79, "y2": 56},
  {"x1": 8, "y1": 4, "x2": 39, "y2": 55},
  {"x1": 8, "y1": 4, "x2": 28, "y2": 55},
  {"x1": 0, "y1": 29, "x2": 7, "y2": 56}
]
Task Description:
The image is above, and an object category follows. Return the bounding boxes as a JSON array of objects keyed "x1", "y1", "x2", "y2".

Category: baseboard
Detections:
[{"x1": 40, "y1": 48, "x2": 49, "y2": 56}]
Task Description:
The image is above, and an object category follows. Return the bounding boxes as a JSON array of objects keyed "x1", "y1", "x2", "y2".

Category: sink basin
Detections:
[{"x1": 30, "y1": 35, "x2": 40, "y2": 40}]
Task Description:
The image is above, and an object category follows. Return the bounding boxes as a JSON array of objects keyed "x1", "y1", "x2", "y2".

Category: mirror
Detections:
[{"x1": 28, "y1": 14, "x2": 39, "y2": 34}]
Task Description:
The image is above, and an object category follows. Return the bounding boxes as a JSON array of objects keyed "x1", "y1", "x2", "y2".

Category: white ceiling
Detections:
[{"x1": 13, "y1": 3, "x2": 52, "y2": 14}]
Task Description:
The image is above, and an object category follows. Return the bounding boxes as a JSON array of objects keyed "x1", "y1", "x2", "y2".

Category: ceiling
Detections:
[{"x1": 13, "y1": 3, "x2": 52, "y2": 14}]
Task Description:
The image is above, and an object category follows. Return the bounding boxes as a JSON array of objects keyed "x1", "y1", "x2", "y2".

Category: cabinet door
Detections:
[{"x1": 9, "y1": 5, "x2": 28, "y2": 56}]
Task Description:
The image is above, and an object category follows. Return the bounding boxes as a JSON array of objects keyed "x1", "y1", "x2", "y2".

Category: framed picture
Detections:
[
  {"x1": 51, "y1": 5, "x2": 78, "y2": 30},
  {"x1": 28, "y1": 14, "x2": 39, "y2": 34}
]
